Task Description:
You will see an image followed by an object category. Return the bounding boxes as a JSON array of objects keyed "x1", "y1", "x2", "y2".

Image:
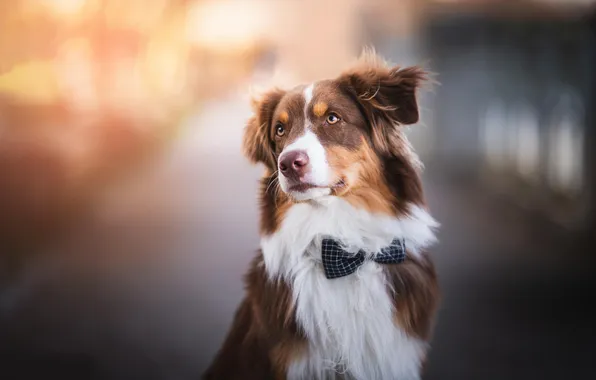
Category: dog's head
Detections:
[{"x1": 243, "y1": 53, "x2": 428, "y2": 218}]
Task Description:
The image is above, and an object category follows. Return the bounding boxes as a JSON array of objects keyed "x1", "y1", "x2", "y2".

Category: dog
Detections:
[{"x1": 204, "y1": 52, "x2": 440, "y2": 380}]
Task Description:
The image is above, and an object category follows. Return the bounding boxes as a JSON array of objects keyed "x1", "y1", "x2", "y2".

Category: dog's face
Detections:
[{"x1": 244, "y1": 56, "x2": 427, "y2": 215}]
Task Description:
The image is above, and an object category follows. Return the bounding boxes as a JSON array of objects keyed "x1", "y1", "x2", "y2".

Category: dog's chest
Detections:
[
  {"x1": 261, "y1": 199, "x2": 428, "y2": 380},
  {"x1": 288, "y1": 259, "x2": 424, "y2": 380}
]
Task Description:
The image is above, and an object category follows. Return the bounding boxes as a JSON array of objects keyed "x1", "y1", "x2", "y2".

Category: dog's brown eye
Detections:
[
  {"x1": 326, "y1": 113, "x2": 340, "y2": 125},
  {"x1": 275, "y1": 123, "x2": 285, "y2": 137}
]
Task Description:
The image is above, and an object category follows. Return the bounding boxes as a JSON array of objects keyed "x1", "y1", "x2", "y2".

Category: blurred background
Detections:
[{"x1": 0, "y1": 0, "x2": 595, "y2": 379}]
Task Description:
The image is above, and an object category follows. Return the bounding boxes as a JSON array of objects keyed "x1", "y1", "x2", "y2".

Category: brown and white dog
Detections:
[{"x1": 204, "y1": 53, "x2": 440, "y2": 380}]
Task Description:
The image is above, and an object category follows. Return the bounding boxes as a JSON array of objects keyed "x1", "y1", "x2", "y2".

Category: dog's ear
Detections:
[
  {"x1": 339, "y1": 56, "x2": 427, "y2": 155},
  {"x1": 243, "y1": 88, "x2": 286, "y2": 169}
]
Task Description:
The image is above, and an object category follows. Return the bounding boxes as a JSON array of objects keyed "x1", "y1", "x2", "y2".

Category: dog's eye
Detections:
[
  {"x1": 326, "y1": 113, "x2": 340, "y2": 125},
  {"x1": 275, "y1": 123, "x2": 285, "y2": 137}
]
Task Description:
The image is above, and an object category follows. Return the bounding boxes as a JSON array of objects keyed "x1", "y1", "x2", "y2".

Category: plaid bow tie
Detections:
[{"x1": 321, "y1": 238, "x2": 406, "y2": 279}]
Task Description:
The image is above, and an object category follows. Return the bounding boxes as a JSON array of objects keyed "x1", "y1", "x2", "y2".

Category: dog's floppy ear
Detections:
[
  {"x1": 339, "y1": 55, "x2": 427, "y2": 155},
  {"x1": 243, "y1": 88, "x2": 286, "y2": 169}
]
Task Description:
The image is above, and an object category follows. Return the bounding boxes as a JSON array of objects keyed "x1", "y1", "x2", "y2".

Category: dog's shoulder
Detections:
[
  {"x1": 384, "y1": 251, "x2": 440, "y2": 340},
  {"x1": 244, "y1": 251, "x2": 303, "y2": 338}
]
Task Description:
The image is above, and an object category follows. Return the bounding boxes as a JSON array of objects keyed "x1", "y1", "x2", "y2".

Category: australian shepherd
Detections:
[{"x1": 204, "y1": 52, "x2": 440, "y2": 380}]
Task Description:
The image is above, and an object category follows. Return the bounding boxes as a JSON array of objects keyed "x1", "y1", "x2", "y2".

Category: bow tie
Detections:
[{"x1": 321, "y1": 238, "x2": 406, "y2": 279}]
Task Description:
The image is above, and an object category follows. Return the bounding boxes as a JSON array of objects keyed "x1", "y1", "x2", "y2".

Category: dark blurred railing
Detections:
[{"x1": 419, "y1": 7, "x2": 596, "y2": 233}]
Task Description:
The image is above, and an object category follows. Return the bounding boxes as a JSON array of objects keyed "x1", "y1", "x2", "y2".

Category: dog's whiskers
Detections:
[
  {"x1": 272, "y1": 178, "x2": 282, "y2": 208},
  {"x1": 265, "y1": 170, "x2": 279, "y2": 193}
]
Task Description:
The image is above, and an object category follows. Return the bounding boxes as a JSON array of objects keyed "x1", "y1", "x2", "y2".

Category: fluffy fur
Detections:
[
  {"x1": 263, "y1": 199, "x2": 437, "y2": 380},
  {"x1": 204, "y1": 51, "x2": 440, "y2": 380}
]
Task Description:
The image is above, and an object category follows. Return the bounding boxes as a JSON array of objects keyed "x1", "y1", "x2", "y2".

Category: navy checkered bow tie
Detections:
[{"x1": 321, "y1": 238, "x2": 406, "y2": 279}]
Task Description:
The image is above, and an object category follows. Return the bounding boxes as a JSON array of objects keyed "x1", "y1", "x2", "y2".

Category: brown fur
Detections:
[
  {"x1": 205, "y1": 53, "x2": 439, "y2": 379},
  {"x1": 259, "y1": 173, "x2": 293, "y2": 235},
  {"x1": 279, "y1": 111, "x2": 289, "y2": 124},
  {"x1": 326, "y1": 141, "x2": 395, "y2": 215},
  {"x1": 386, "y1": 252, "x2": 440, "y2": 340},
  {"x1": 203, "y1": 253, "x2": 305, "y2": 380},
  {"x1": 243, "y1": 88, "x2": 286, "y2": 170},
  {"x1": 313, "y1": 102, "x2": 328, "y2": 117}
]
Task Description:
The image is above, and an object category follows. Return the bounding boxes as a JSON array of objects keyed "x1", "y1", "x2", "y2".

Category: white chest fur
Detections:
[{"x1": 260, "y1": 198, "x2": 438, "y2": 380}]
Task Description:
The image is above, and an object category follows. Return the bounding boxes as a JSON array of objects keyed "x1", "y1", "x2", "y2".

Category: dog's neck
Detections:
[
  {"x1": 259, "y1": 196, "x2": 438, "y2": 379},
  {"x1": 260, "y1": 196, "x2": 438, "y2": 280}
]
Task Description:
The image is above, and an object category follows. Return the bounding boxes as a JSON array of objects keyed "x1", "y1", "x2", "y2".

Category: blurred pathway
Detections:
[{"x1": 0, "y1": 94, "x2": 262, "y2": 379}]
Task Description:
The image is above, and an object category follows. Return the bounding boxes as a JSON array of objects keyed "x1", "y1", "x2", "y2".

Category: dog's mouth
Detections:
[{"x1": 289, "y1": 179, "x2": 346, "y2": 193}]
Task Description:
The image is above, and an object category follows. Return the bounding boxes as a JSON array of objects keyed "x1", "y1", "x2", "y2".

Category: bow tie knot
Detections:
[{"x1": 321, "y1": 238, "x2": 406, "y2": 279}]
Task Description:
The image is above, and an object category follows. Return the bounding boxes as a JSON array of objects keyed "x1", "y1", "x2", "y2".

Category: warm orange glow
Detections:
[
  {"x1": 186, "y1": 0, "x2": 271, "y2": 51},
  {"x1": 104, "y1": 0, "x2": 168, "y2": 32},
  {"x1": 54, "y1": 38, "x2": 97, "y2": 111},
  {"x1": 0, "y1": 61, "x2": 61, "y2": 104},
  {"x1": 39, "y1": 0, "x2": 87, "y2": 17}
]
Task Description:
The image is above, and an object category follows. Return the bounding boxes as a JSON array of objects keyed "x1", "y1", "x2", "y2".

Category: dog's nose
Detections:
[{"x1": 279, "y1": 150, "x2": 309, "y2": 179}]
